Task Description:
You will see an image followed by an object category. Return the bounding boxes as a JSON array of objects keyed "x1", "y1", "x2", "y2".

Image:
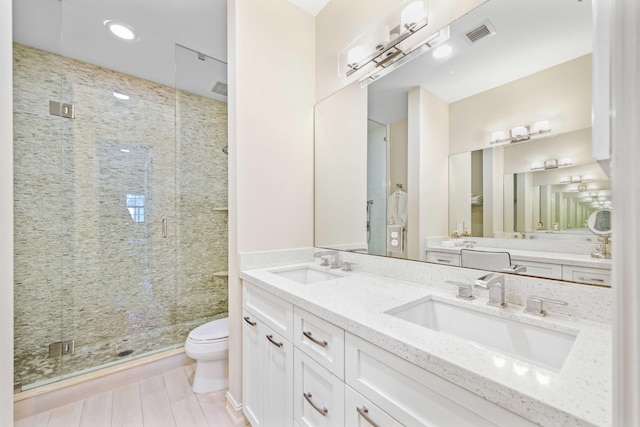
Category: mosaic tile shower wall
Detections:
[{"x1": 13, "y1": 43, "x2": 228, "y2": 389}]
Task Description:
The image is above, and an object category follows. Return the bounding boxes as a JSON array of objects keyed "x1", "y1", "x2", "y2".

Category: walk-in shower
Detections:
[{"x1": 13, "y1": 1, "x2": 228, "y2": 391}]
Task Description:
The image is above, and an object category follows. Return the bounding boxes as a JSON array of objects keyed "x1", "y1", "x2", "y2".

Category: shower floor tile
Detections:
[{"x1": 14, "y1": 366, "x2": 237, "y2": 427}]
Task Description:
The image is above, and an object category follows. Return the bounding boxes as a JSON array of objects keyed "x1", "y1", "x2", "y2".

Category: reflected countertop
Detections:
[
  {"x1": 240, "y1": 264, "x2": 611, "y2": 427},
  {"x1": 427, "y1": 244, "x2": 612, "y2": 270}
]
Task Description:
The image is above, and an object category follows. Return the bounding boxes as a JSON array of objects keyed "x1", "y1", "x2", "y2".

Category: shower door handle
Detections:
[{"x1": 162, "y1": 218, "x2": 168, "y2": 238}]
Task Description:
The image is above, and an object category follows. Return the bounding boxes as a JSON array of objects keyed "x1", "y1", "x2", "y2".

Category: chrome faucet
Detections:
[
  {"x1": 314, "y1": 250, "x2": 342, "y2": 269},
  {"x1": 474, "y1": 273, "x2": 507, "y2": 307}
]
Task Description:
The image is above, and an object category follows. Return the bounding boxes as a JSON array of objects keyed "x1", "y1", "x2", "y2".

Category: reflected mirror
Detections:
[{"x1": 314, "y1": 0, "x2": 612, "y2": 286}]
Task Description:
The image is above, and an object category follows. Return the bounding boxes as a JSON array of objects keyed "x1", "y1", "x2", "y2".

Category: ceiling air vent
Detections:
[
  {"x1": 465, "y1": 20, "x2": 496, "y2": 43},
  {"x1": 211, "y1": 81, "x2": 228, "y2": 97}
]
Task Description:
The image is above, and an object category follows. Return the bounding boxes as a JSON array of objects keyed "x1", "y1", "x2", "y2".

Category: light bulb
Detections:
[
  {"x1": 347, "y1": 46, "x2": 368, "y2": 68},
  {"x1": 400, "y1": 1, "x2": 426, "y2": 32}
]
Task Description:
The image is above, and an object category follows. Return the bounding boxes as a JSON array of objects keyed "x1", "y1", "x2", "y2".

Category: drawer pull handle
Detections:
[
  {"x1": 357, "y1": 406, "x2": 380, "y2": 427},
  {"x1": 243, "y1": 316, "x2": 256, "y2": 327},
  {"x1": 578, "y1": 276, "x2": 605, "y2": 282},
  {"x1": 437, "y1": 258, "x2": 451, "y2": 263},
  {"x1": 303, "y1": 392, "x2": 328, "y2": 416},
  {"x1": 303, "y1": 331, "x2": 328, "y2": 348},
  {"x1": 266, "y1": 334, "x2": 283, "y2": 348}
]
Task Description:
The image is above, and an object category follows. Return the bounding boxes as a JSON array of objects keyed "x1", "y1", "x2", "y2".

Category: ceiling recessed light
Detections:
[
  {"x1": 432, "y1": 45, "x2": 453, "y2": 59},
  {"x1": 104, "y1": 20, "x2": 138, "y2": 41},
  {"x1": 113, "y1": 92, "x2": 130, "y2": 100}
]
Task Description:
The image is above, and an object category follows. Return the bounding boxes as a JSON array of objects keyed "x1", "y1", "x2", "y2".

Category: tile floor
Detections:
[{"x1": 14, "y1": 365, "x2": 234, "y2": 427}]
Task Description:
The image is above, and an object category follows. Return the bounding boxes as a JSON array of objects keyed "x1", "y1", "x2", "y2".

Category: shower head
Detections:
[{"x1": 222, "y1": 146, "x2": 228, "y2": 155}]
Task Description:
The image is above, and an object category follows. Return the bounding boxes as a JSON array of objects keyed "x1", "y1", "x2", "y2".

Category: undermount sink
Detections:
[
  {"x1": 270, "y1": 265, "x2": 343, "y2": 284},
  {"x1": 386, "y1": 297, "x2": 577, "y2": 371}
]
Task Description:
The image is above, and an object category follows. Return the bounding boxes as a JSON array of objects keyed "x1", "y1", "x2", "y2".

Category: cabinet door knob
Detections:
[{"x1": 303, "y1": 392, "x2": 328, "y2": 416}]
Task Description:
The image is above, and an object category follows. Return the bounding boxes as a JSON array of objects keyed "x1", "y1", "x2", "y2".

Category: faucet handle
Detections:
[
  {"x1": 319, "y1": 256, "x2": 330, "y2": 267},
  {"x1": 524, "y1": 296, "x2": 568, "y2": 317},
  {"x1": 502, "y1": 264, "x2": 527, "y2": 273},
  {"x1": 341, "y1": 261, "x2": 355, "y2": 271},
  {"x1": 446, "y1": 281, "x2": 474, "y2": 300}
]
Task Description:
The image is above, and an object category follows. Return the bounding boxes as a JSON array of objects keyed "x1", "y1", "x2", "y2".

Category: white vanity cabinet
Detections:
[
  {"x1": 242, "y1": 283, "x2": 295, "y2": 427},
  {"x1": 243, "y1": 280, "x2": 538, "y2": 427},
  {"x1": 344, "y1": 333, "x2": 537, "y2": 427}
]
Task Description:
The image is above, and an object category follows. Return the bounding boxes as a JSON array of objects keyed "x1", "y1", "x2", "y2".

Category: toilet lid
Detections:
[{"x1": 189, "y1": 317, "x2": 229, "y2": 341}]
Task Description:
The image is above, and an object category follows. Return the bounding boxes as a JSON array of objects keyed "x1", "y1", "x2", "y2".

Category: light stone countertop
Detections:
[
  {"x1": 240, "y1": 263, "x2": 611, "y2": 427},
  {"x1": 427, "y1": 245, "x2": 612, "y2": 270}
]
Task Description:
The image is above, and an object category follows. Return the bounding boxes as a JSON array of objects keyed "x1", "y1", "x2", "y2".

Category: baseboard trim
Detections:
[{"x1": 226, "y1": 391, "x2": 248, "y2": 426}]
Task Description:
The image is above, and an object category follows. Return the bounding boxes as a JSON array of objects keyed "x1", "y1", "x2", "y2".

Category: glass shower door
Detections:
[{"x1": 58, "y1": 0, "x2": 178, "y2": 376}]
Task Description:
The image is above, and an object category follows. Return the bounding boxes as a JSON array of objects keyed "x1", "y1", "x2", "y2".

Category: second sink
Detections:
[
  {"x1": 386, "y1": 297, "x2": 577, "y2": 371},
  {"x1": 270, "y1": 265, "x2": 343, "y2": 284}
]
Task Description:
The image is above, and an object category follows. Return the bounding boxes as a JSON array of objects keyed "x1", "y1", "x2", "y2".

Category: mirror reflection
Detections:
[{"x1": 314, "y1": 0, "x2": 612, "y2": 286}]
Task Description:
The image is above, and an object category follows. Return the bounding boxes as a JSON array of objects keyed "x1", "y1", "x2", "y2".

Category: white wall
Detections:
[
  {"x1": 228, "y1": 0, "x2": 316, "y2": 411},
  {"x1": 448, "y1": 152, "x2": 471, "y2": 235},
  {"x1": 315, "y1": 82, "x2": 367, "y2": 247},
  {"x1": 408, "y1": 87, "x2": 449, "y2": 260},
  {"x1": 450, "y1": 54, "x2": 592, "y2": 155},
  {"x1": 1, "y1": 0, "x2": 13, "y2": 420}
]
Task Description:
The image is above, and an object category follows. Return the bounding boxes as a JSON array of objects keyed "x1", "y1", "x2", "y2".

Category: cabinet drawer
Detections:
[
  {"x1": 345, "y1": 385, "x2": 403, "y2": 427},
  {"x1": 510, "y1": 259, "x2": 562, "y2": 279},
  {"x1": 345, "y1": 333, "x2": 536, "y2": 427},
  {"x1": 562, "y1": 265, "x2": 611, "y2": 285},
  {"x1": 294, "y1": 307, "x2": 345, "y2": 379},
  {"x1": 243, "y1": 281, "x2": 294, "y2": 340},
  {"x1": 426, "y1": 251, "x2": 461, "y2": 266},
  {"x1": 294, "y1": 348, "x2": 344, "y2": 427}
]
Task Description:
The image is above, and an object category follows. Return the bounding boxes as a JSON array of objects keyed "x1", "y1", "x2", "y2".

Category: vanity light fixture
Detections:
[
  {"x1": 342, "y1": 0, "x2": 435, "y2": 81},
  {"x1": 489, "y1": 120, "x2": 552, "y2": 145},
  {"x1": 104, "y1": 20, "x2": 138, "y2": 41}
]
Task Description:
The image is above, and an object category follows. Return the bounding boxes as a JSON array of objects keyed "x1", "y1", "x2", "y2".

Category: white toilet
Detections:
[{"x1": 184, "y1": 317, "x2": 229, "y2": 393}]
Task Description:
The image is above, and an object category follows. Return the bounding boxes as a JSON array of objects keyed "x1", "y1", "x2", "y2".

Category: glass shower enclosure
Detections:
[{"x1": 13, "y1": 1, "x2": 228, "y2": 391}]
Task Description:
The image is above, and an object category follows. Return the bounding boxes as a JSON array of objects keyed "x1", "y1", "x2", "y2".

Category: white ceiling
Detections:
[
  {"x1": 13, "y1": 0, "x2": 591, "y2": 110},
  {"x1": 13, "y1": 0, "x2": 228, "y2": 101},
  {"x1": 288, "y1": 0, "x2": 331, "y2": 16},
  {"x1": 368, "y1": 0, "x2": 593, "y2": 125}
]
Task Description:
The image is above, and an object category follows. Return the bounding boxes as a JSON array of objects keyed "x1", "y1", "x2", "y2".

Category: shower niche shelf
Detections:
[
  {"x1": 213, "y1": 207, "x2": 228, "y2": 211},
  {"x1": 213, "y1": 271, "x2": 228, "y2": 277}
]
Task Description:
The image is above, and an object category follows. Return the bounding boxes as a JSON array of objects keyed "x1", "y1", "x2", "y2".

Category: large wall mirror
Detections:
[{"x1": 314, "y1": 0, "x2": 613, "y2": 286}]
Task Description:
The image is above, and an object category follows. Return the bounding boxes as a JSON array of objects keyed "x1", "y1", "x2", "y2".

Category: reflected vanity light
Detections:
[
  {"x1": 489, "y1": 120, "x2": 552, "y2": 145},
  {"x1": 343, "y1": 0, "x2": 431, "y2": 80},
  {"x1": 530, "y1": 157, "x2": 571, "y2": 171},
  {"x1": 512, "y1": 363, "x2": 529, "y2": 376},
  {"x1": 113, "y1": 92, "x2": 130, "y2": 100},
  {"x1": 492, "y1": 355, "x2": 506, "y2": 368},
  {"x1": 535, "y1": 372, "x2": 551, "y2": 386},
  {"x1": 562, "y1": 174, "x2": 595, "y2": 184}
]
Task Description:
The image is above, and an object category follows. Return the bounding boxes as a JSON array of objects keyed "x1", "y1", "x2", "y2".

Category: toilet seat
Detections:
[{"x1": 187, "y1": 317, "x2": 229, "y2": 343}]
